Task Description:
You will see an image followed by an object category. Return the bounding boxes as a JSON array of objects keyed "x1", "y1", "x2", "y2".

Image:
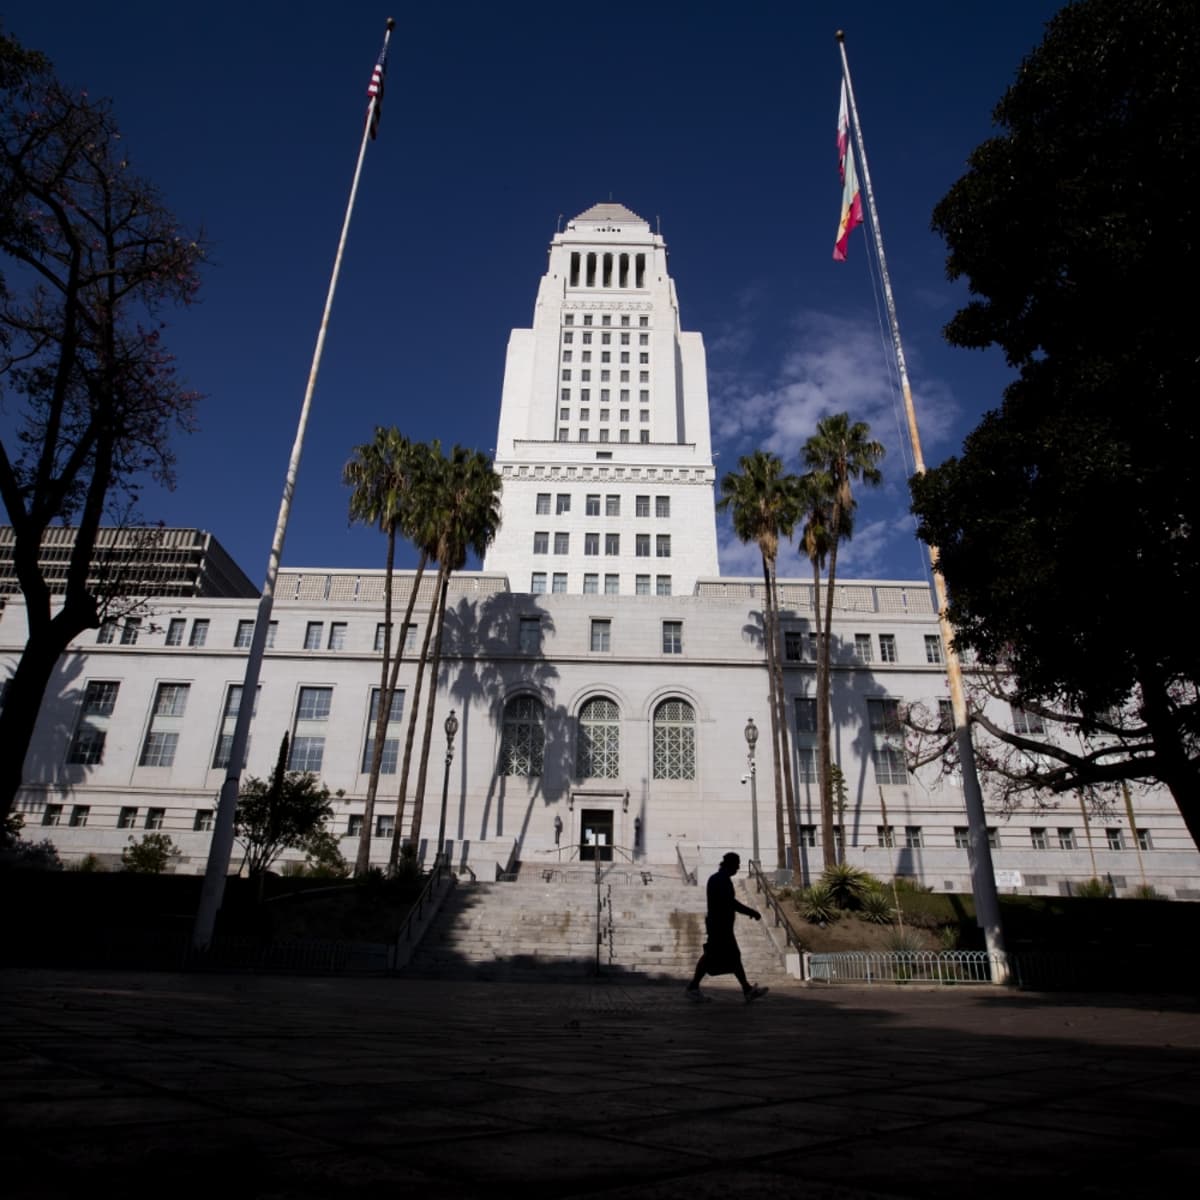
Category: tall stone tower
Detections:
[{"x1": 484, "y1": 203, "x2": 719, "y2": 595}]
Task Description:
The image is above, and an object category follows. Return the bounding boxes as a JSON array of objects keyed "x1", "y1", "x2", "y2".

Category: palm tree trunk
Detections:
[
  {"x1": 355, "y1": 527, "x2": 396, "y2": 876},
  {"x1": 391, "y1": 563, "x2": 443, "y2": 867},
  {"x1": 768, "y1": 561, "x2": 801, "y2": 880},
  {"x1": 385, "y1": 552, "x2": 429, "y2": 869},
  {"x1": 408, "y1": 567, "x2": 452, "y2": 858},
  {"x1": 759, "y1": 556, "x2": 786, "y2": 871},
  {"x1": 809, "y1": 556, "x2": 826, "y2": 874},
  {"x1": 819, "y1": 525, "x2": 842, "y2": 866}
]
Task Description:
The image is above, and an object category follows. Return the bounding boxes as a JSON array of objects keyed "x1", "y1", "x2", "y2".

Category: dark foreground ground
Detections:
[{"x1": 1, "y1": 969, "x2": 1197, "y2": 1198}]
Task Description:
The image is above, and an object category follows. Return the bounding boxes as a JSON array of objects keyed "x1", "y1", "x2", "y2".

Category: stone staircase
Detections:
[{"x1": 405, "y1": 863, "x2": 788, "y2": 983}]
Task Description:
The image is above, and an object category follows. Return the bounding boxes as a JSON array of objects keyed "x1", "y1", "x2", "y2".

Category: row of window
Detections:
[
  {"x1": 791, "y1": 824, "x2": 1154, "y2": 852},
  {"x1": 561, "y1": 369, "x2": 651, "y2": 383},
  {"x1": 532, "y1": 533, "x2": 671, "y2": 557},
  {"x1": 563, "y1": 313, "x2": 650, "y2": 327},
  {"x1": 530, "y1": 574, "x2": 672, "y2": 596},
  {"x1": 99, "y1": 618, "x2": 420, "y2": 655},
  {"x1": 784, "y1": 630, "x2": 944, "y2": 667},
  {"x1": 562, "y1": 329, "x2": 651, "y2": 346},
  {"x1": 536, "y1": 493, "x2": 671, "y2": 517},
  {"x1": 559, "y1": 408, "x2": 649, "y2": 425},
  {"x1": 559, "y1": 429, "x2": 651, "y2": 443}
]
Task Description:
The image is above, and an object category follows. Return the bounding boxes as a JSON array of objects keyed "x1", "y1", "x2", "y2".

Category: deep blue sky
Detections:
[{"x1": 5, "y1": 1, "x2": 1063, "y2": 584}]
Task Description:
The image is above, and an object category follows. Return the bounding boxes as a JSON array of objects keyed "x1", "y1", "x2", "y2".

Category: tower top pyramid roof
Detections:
[{"x1": 570, "y1": 202, "x2": 648, "y2": 226}]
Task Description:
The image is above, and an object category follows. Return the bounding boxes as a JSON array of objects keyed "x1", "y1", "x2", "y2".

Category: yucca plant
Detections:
[
  {"x1": 859, "y1": 888, "x2": 895, "y2": 925},
  {"x1": 820, "y1": 862, "x2": 879, "y2": 909},
  {"x1": 1074, "y1": 877, "x2": 1114, "y2": 898},
  {"x1": 799, "y1": 882, "x2": 839, "y2": 924},
  {"x1": 1130, "y1": 883, "x2": 1163, "y2": 900}
]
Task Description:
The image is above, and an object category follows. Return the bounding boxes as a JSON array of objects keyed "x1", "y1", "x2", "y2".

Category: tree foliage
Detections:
[
  {"x1": 0, "y1": 29, "x2": 205, "y2": 820},
  {"x1": 913, "y1": 0, "x2": 1200, "y2": 843},
  {"x1": 121, "y1": 832, "x2": 180, "y2": 874},
  {"x1": 234, "y1": 738, "x2": 335, "y2": 878}
]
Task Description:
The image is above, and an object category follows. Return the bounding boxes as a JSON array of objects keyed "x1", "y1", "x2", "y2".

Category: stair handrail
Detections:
[
  {"x1": 746, "y1": 858, "x2": 804, "y2": 955},
  {"x1": 394, "y1": 855, "x2": 449, "y2": 950},
  {"x1": 676, "y1": 844, "x2": 697, "y2": 886}
]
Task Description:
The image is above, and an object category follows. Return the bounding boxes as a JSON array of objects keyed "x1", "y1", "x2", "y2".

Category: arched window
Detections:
[
  {"x1": 499, "y1": 696, "x2": 544, "y2": 777},
  {"x1": 653, "y1": 698, "x2": 696, "y2": 780},
  {"x1": 577, "y1": 696, "x2": 620, "y2": 779}
]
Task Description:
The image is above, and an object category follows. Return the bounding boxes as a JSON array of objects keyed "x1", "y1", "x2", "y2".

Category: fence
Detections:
[{"x1": 807, "y1": 950, "x2": 1003, "y2": 984}]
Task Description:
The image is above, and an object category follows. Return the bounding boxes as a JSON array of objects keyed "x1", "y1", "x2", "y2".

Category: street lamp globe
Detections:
[
  {"x1": 744, "y1": 717, "x2": 758, "y2": 755},
  {"x1": 444, "y1": 710, "x2": 459, "y2": 745}
]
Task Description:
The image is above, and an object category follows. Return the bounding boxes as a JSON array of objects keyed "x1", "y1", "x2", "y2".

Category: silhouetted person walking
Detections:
[{"x1": 685, "y1": 852, "x2": 769, "y2": 1003}]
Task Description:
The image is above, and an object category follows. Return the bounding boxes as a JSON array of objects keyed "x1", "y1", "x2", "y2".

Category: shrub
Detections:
[
  {"x1": 798, "y1": 882, "x2": 839, "y2": 925},
  {"x1": 891, "y1": 876, "x2": 932, "y2": 895},
  {"x1": 70, "y1": 854, "x2": 105, "y2": 872},
  {"x1": 820, "y1": 862, "x2": 881, "y2": 909},
  {"x1": 885, "y1": 927, "x2": 926, "y2": 953},
  {"x1": 1130, "y1": 883, "x2": 1164, "y2": 900},
  {"x1": 1074, "y1": 877, "x2": 1114, "y2": 899},
  {"x1": 121, "y1": 832, "x2": 181, "y2": 874},
  {"x1": 937, "y1": 924, "x2": 960, "y2": 950},
  {"x1": 859, "y1": 889, "x2": 895, "y2": 925}
]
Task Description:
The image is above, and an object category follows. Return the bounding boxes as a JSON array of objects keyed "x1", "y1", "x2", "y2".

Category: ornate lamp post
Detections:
[
  {"x1": 744, "y1": 717, "x2": 760, "y2": 867},
  {"x1": 436, "y1": 709, "x2": 459, "y2": 869}
]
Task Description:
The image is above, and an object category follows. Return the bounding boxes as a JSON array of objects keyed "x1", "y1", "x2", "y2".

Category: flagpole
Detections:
[
  {"x1": 193, "y1": 17, "x2": 396, "y2": 951},
  {"x1": 835, "y1": 29, "x2": 1007, "y2": 973}
]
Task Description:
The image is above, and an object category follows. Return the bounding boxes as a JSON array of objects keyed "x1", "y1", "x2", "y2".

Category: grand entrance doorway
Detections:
[{"x1": 579, "y1": 809, "x2": 614, "y2": 861}]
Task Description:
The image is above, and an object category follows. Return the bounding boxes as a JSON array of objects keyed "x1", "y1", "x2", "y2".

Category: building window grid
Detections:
[
  {"x1": 590, "y1": 619, "x2": 611, "y2": 652},
  {"x1": 499, "y1": 695, "x2": 545, "y2": 777},
  {"x1": 166, "y1": 618, "x2": 185, "y2": 646},
  {"x1": 189, "y1": 619, "x2": 210, "y2": 647},
  {"x1": 879, "y1": 634, "x2": 897, "y2": 663},
  {"x1": 662, "y1": 620, "x2": 683, "y2": 654},
  {"x1": 924, "y1": 634, "x2": 944, "y2": 664},
  {"x1": 867, "y1": 697, "x2": 907, "y2": 785},
  {"x1": 653, "y1": 698, "x2": 696, "y2": 780},
  {"x1": 577, "y1": 696, "x2": 620, "y2": 779}
]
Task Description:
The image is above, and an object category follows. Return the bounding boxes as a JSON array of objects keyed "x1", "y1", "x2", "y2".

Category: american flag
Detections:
[{"x1": 366, "y1": 39, "x2": 389, "y2": 140}]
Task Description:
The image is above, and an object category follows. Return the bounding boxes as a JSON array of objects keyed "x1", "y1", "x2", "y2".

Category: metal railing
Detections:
[
  {"x1": 746, "y1": 859, "x2": 805, "y2": 956},
  {"x1": 676, "y1": 844, "x2": 698, "y2": 885},
  {"x1": 808, "y1": 950, "x2": 1004, "y2": 984},
  {"x1": 393, "y1": 856, "x2": 449, "y2": 952}
]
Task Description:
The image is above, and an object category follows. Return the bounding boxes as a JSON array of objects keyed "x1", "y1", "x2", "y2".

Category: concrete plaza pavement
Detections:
[{"x1": 2, "y1": 968, "x2": 1198, "y2": 1198}]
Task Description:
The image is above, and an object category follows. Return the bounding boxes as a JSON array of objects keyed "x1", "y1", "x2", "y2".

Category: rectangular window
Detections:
[
  {"x1": 375, "y1": 814, "x2": 395, "y2": 838},
  {"x1": 154, "y1": 683, "x2": 190, "y2": 718},
  {"x1": 296, "y1": 686, "x2": 332, "y2": 721},
  {"x1": 1057, "y1": 827, "x2": 1076, "y2": 850},
  {"x1": 636, "y1": 534, "x2": 650, "y2": 557},
  {"x1": 1031, "y1": 826, "x2": 1048, "y2": 849},
  {"x1": 374, "y1": 622, "x2": 389, "y2": 652},
  {"x1": 639, "y1": 316, "x2": 648, "y2": 326},
  {"x1": 554, "y1": 532, "x2": 569, "y2": 555},
  {"x1": 1011, "y1": 706, "x2": 1046, "y2": 735},
  {"x1": 118, "y1": 807, "x2": 138, "y2": 829},
  {"x1": 97, "y1": 622, "x2": 117, "y2": 644},
  {"x1": 905, "y1": 826, "x2": 923, "y2": 849},
  {"x1": 924, "y1": 634, "x2": 943, "y2": 664},
  {"x1": 42, "y1": 804, "x2": 63, "y2": 827},
  {"x1": 798, "y1": 824, "x2": 817, "y2": 846},
  {"x1": 954, "y1": 826, "x2": 970, "y2": 849},
  {"x1": 145, "y1": 807, "x2": 165, "y2": 830},
  {"x1": 532, "y1": 531, "x2": 549, "y2": 555},
  {"x1": 640, "y1": 406, "x2": 650, "y2": 419},
  {"x1": 367, "y1": 687, "x2": 404, "y2": 724},
  {"x1": 194, "y1": 810, "x2": 214, "y2": 832},
  {"x1": 662, "y1": 621, "x2": 683, "y2": 654},
  {"x1": 795, "y1": 698, "x2": 817, "y2": 733},
  {"x1": 166, "y1": 618, "x2": 185, "y2": 646},
  {"x1": 562, "y1": 350, "x2": 572, "y2": 362},
  {"x1": 606, "y1": 495, "x2": 620, "y2": 516},
  {"x1": 536, "y1": 492, "x2": 551, "y2": 514},
  {"x1": 69, "y1": 804, "x2": 90, "y2": 827},
  {"x1": 619, "y1": 430, "x2": 629, "y2": 442},
  {"x1": 347, "y1": 815, "x2": 364, "y2": 836},
  {"x1": 328, "y1": 622, "x2": 347, "y2": 650},
  {"x1": 583, "y1": 573, "x2": 598, "y2": 594},
  {"x1": 519, "y1": 617, "x2": 541, "y2": 653},
  {"x1": 120, "y1": 618, "x2": 141, "y2": 645},
  {"x1": 83, "y1": 680, "x2": 119, "y2": 717},
  {"x1": 868, "y1": 697, "x2": 907, "y2": 785},
  {"x1": 636, "y1": 495, "x2": 650, "y2": 517},
  {"x1": 877, "y1": 825, "x2": 895, "y2": 848},
  {"x1": 68, "y1": 726, "x2": 106, "y2": 765},
  {"x1": 304, "y1": 621, "x2": 323, "y2": 650},
  {"x1": 854, "y1": 633, "x2": 873, "y2": 663},
  {"x1": 1137, "y1": 828, "x2": 1152, "y2": 850},
  {"x1": 403, "y1": 624, "x2": 418, "y2": 654},
  {"x1": 235, "y1": 619, "x2": 255, "y2": 648},
  {"x1": 362, "y1": 687, "x2": 404, "y2": 774},
  {"x1": 139, "y1": 731, "x2": 179, "y2": 768},
  {"x1": 289, "y1": 736, "x2": 325, "y2": 772},
  {"x1": 656, "y1": 575, "x2": 672, "y2": 596},
  {"x1": 189, "y1": 619, "x2": 210, "y2": 647},
  {"x1": 558, "y1": 428, "x2": 569, "y2": 441},
  {"x1": 879, "y1": 633, "x2": 897, "y2": 663},
  {"x1": 266, "y1": 621, "x2": 278, "y2": 648},
  {"x1": 552, "y1": 572, "x2": 567, "y2": 593},
  {"x1": 564, "y1": 315, "x2": 574, "y2": 326},
  {"x1": 636, "y1": 574, "x2": 650, "y2": 595},
  {"x1": 531, "y1": 572, "x2": 547, "y2": 594},
  {"x1": 656, "y1": 535, "x2": 671, "y2": 557},
  {"x1": 590, "y1": 619, "x2": 611, "y2": 652},
  {"x1": 586, "y1": 494, "x2": 600, "y2": 516},
  {"x1": 796, "y1": 748, "x2": 818, "y2": 783},
  {"x1": 655, "y1": 495, "x2": 670, "y2": 518},
  {"x1": 987, "y1": 827, "x2": 999, "y2": 849},
  {"x1": 556, "y1": 493, "x2": 571, "y2": 514},
  {"x1": 578, "y1": 429, "x2": 589, "y2": 442},
  {"x1": 604, "y1": 573, "x2": 619, "y2": 595},
  {"x1": 784, "y1": 632, "x2": 804, "y2": 661},
  {"x1": 212, "y1": 684, "x2": 255, "y2": 770},
  {"x1": 938, "y1": 699, "x2": 954, "y2": 732},
  {"x1": 562, "y1": 369, "x2": 571, "y2": 381},
  {"x1": 584, "y1": 533, "x2": 599, "y2": 556},
  {"x1": 605, "y1": 533, "x2": 619, "y2": 555}
]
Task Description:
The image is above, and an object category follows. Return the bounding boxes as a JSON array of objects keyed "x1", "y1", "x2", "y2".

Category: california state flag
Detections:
[{"x1": 834, "y1": 80, "x2": 863, "y2": 261}]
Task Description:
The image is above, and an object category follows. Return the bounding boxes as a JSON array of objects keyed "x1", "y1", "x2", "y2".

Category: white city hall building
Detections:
[{"x1": 3, "y1": 203, "x2": 1197, "y2": 898}]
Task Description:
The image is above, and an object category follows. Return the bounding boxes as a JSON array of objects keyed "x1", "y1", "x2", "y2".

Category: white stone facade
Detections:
[{"x1": 1, "y1": 202, "x2": 1196, "y2": 899}]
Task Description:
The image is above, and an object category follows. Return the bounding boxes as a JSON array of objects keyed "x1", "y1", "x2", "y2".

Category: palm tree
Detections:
[
  {"x1": 393, "y1": 446, "x2": 502, "y2": 869},
  {"x1": 343, "y1": 426, "x2": 417, "y2": 877},
  {"x1": 717, "y1": 451, "x2": 804, "y2": 878},
  {"x1": 802, "y1": 414, "x2": 885, "y2": 867}
]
